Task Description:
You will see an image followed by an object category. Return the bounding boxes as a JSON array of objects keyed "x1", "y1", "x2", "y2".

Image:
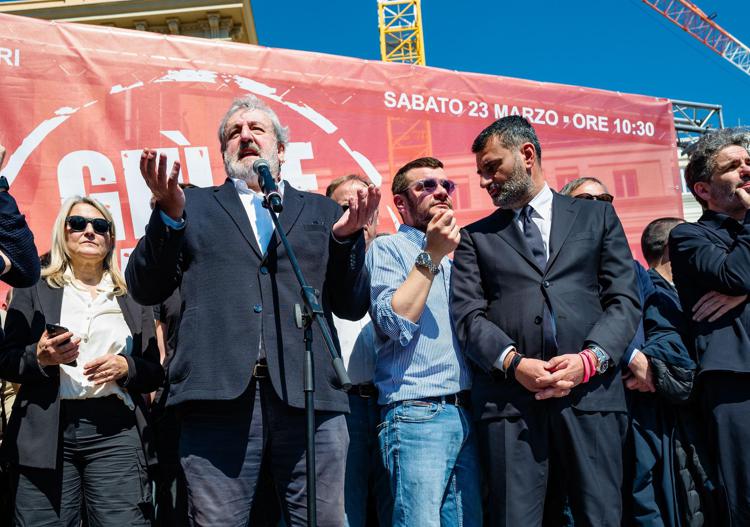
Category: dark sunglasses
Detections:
[
  {"x1": 409, "y1": 178, "x2": 457, "y2": 196},
  {"x1": 66, "y1": 215, "x2": 111, "y2": 235},
  {"x1": 573, "y1": 192, "x2": 614, "y2": 203}
]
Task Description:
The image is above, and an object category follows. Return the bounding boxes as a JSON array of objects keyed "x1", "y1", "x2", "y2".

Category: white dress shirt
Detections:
[
  {"x1": 58, "y1": 272, "x2": 134, "y2": 409},
  {"x1": 333, "y1": 313, "x2": 375, "y2": 385},
  {"x1": 232, "y1": 178, "x2": 284, "y2": 254}
]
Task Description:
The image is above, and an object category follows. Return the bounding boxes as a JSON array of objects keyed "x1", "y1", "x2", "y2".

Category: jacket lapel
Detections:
[
  {"x1": 546, "y1": 192, "x2": 579, "y2": 270},
  {"x1": 272, "y1": 183, "x2": 305, "y2": 248},
  {"x1": 37, "y1": 281, "x2": 64, "y2": 323},
  {"x1": 213, "y1": 179, "x2": 263, "y2": 259},
  {"x1": 493, "y1": 208, "x2": 544, "y2": 274},
  {"x1": 116, "y1": 295, "x2": 139, "y2": 334}
]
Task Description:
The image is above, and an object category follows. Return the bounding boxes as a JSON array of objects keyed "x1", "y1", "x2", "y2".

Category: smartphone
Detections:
[{"x1": 45, "y1": 323, "x2": 77, "y2": 367}]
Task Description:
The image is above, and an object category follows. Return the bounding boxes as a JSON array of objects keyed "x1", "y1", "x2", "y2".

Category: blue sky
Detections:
[{"x1": 253, "y1": 0, "x2": 749, "y2": 128}]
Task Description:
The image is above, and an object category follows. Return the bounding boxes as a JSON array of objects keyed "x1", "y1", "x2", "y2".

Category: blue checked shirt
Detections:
[{"x1": 366, "y1": 224, "x2": 472, "y2": 405}]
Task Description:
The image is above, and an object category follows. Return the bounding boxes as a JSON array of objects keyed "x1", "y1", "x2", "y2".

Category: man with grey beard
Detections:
[
  {"x1": 450, "y1": 116, "x2": 640, "y2": 526},
  {"x1": 126, "y1": 95, "x2": 380, "y2": 526}
]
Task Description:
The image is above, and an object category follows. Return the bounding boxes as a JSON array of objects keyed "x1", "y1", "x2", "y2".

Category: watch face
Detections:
[{"x1": 415, "y1": 252, "x2": 438, "y2": 274}]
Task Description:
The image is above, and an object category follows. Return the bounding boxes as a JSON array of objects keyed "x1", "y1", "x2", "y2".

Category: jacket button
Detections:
[
  {"x1": 534, "y1": 316, "x2": 542, "y2": 325},
  {"x1": 253, "y1": 304, "x2": 263, "y2": 313},
  {"x1": 543, "y1": 280, "x2": 550, "y2": 288},
  {"x1": 260, "y1": 266, "x2": 268, "y2": 275}
]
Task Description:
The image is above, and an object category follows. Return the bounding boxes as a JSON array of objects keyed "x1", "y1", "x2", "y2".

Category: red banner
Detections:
[{"x1": 0, "y1": 13, "x2": 681, "y2": 269}]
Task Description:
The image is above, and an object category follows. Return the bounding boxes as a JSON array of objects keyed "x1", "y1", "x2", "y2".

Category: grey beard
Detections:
[
  {"x1": 223, "y1": 155, "x2": 280, "y2": 188},
  {"x1": 493, "y1": 174, "x2": 534, "y2": 209},
  {"x1": 224, "y1": 160, "x2": 258, "y2": 187}
]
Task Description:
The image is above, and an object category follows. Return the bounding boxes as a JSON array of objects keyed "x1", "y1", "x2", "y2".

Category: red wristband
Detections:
[
  {"x1": 578, "y1": 353, "x2": 589, "y2": 383},
  {"x1": 583, "y1": 350, "x2": 596, "y2": 381},
  {"x1": 579, "y1": 351, "x2": 593, "y2": 383}
]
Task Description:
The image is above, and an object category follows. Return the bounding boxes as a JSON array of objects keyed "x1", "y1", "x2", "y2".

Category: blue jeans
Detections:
[
  {"x1": 378, "y1": 399, "x2": 482, "y2": 527},
  {"x1": 344, "y1": 393, "x2": 392, "y2": 527}
]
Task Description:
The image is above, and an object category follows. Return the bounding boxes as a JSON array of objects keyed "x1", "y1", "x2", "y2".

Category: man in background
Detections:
[
  {"x1": 670, "y1": 128, "x2": 750, "y2": 524},
  {"x1": 326, "y1": 174, "x2": 390, "y2": 527}
]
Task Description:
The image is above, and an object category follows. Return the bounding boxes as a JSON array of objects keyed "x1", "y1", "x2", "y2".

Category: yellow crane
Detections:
[
  {"x1": 377, "y1": 0, "x2": 426, "y2": 65},
  {"x1": 377, "y1": 0, "x2": 431, "y2": 179}
]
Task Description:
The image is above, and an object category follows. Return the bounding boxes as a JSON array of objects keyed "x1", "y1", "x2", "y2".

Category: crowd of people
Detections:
[{"x1": 0, "y1": 97, "x2": 747, "y2": 527}]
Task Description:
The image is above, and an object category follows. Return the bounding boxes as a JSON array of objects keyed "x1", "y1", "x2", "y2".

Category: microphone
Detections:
[{"x1": 253, "y1": 158, "x2": 283, "y2": 213}]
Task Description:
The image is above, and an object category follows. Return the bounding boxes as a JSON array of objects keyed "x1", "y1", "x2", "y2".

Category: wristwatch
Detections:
[
  {"x1": 506, "y1": 351, "x2": 524, "y2": 381},
  {"x1": 415, "y1": 251, "x2": 440, "y2": 275},
  {"x1": 586, "y1": 345, "x2": 610, "y2": 375}
]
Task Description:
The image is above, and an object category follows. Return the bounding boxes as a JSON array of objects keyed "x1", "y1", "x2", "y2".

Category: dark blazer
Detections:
[
  {"x1": 0, "y1": 280, "x2": 163, "y2": 470},
  {"x1": 451, "y1": 191, "x2": 641, "y2": 419},
  {"x1": 670, "y1": 210, "x2": 750, "y2": 373},
  {"x1": 125, "y1": 180, "x2": 367, "y2": 412},
  {"x1": 0, "y1": 191, "x2": 40, "y2": 288}
]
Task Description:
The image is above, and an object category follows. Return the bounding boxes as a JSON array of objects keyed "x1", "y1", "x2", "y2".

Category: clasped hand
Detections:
[{"x1": 515, "y1": 354, "x2": 588, "y2": 400}]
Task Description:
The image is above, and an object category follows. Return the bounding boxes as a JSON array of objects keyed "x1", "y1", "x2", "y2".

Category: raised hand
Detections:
[
  {"x1": 425, "y1": 209, "x2": 461, "y2": 262},
  {"x1": 736, "y1": 187, "x2": 750, "y2": 210},
  {"x1": 332, "y1": 185, "x2": 381, "y2": 239},
  {"x1": 140, "y1": 149, "x2": 184, "y2": 221}
]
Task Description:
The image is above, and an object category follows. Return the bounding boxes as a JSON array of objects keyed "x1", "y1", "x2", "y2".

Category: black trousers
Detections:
[
  {"x1": 478, "y1": 401, "x2": 627, "y2": 527},
  {"x1": 178, "y1": 377, "x2": 348, "y2": 527},
  {"x1": 700, "y1": 372, "x2": 750, "y2": 526},
  {"x1": 13, "y1": 396, "x2": 151, "y2": 527}
]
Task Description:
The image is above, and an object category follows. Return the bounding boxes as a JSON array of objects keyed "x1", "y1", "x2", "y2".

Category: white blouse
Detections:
[{"x1": 57, "y1": 272, "x2": 134, "y2": 410}]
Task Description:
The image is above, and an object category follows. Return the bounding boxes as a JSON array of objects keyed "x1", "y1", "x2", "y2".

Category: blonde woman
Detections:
[{"x1": 0, "y1": 196, "x2": 163, "y2": 526}]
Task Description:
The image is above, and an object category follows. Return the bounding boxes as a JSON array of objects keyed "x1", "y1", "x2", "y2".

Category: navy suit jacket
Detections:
[
  {"x1": 125, "y1": 180, "x2": 367, "y2": 412},
  {"x1": 451, "y1": 192, "x2": 641, "y2": 419},
  {"x1": 670, "y1": 210, "x2": 750, "y2": 373}
]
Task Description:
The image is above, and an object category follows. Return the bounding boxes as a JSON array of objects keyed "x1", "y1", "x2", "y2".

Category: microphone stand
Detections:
[{"x1": 263, "y1": 197, "x2": 352, "y2": 527}]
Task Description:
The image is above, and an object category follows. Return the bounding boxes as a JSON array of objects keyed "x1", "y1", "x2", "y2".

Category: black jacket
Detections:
[
  {"x1": 670, "y1": 210, "x2": 750, "y2": 373},
  {"x1": 451, "y1": 192, "x2": 641, "y2": 418},
  {"x1": 0, "y1": 280, "x2": 163, "y2": 469}
]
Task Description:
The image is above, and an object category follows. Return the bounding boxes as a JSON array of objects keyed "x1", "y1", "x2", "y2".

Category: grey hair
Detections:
[
  {"x1": 559, "y1": 176, "x2": 608, "y2": 196},
  {"x1": 217, "y1": 95, "x2": 290, "y2": 152},
  {"x1": 685, "y1": 128, "x2": 750, "y2": 208}
]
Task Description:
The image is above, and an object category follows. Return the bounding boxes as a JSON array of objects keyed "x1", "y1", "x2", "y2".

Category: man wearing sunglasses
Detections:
[
  {"x1": 125, "y1": 96, "x2": 379, "y2": 526},
  {"x1": 559, "y1": 176, "x2": 614, "y2": 203},
  {"x1": 451, "y1": 116, "x2": 641, "y2": 526},
  {"x1": 366, "y1": 157, "x2": 481, "y2": 526}
]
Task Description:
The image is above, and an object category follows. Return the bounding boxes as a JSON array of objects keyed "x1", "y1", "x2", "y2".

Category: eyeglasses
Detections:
[
  {"x1": 407, "y1": 178, "x2": 457, "y2": 196},
  {"x1": 573, "y1": 192, "x2": 614, "y2": 203},
  {"x1": 66, "y1": 216, "x2": 111, "y2": 235}
]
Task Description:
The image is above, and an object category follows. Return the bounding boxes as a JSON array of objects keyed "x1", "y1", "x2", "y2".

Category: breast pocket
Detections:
[
  {"x1": 302, "y1": 223, "x2": 329, "y2": 233},
  {"x1": 570, "y1": 231, "x2": 595, "y2": 242}
]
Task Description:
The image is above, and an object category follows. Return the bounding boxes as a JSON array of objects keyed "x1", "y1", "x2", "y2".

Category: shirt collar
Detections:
[
  {"x1": 397, "y1": 223, "x2": 427, "y2": 249},
  {"x1": 63, "y1": 268, "x2": 115, "y2": 294},
  {"x1": 513, "y1": 183, "x2": 553, "y2": 221},
  {"x1": 231, "y1": 177, "x2": 286, "y2": 198},
  {"x1": 699, "y1": 208, "x2": 744, "y2": 234}
]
